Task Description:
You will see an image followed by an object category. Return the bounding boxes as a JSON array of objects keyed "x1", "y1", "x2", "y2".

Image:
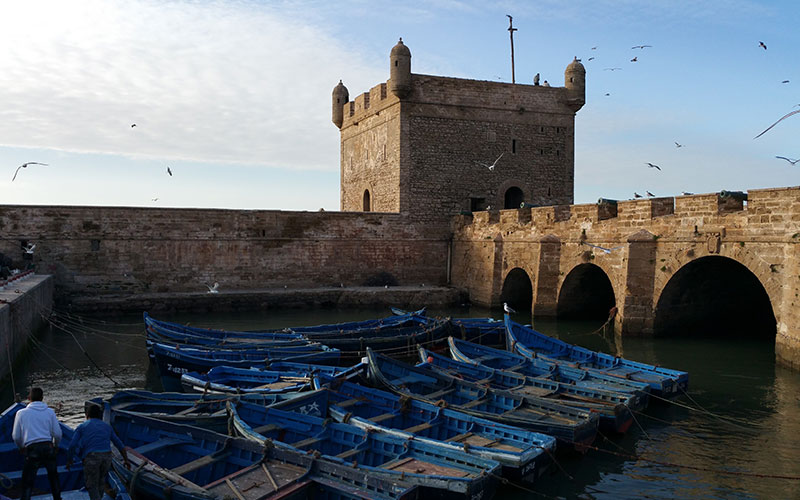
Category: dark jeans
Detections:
[
  {"x1": 21, "y1": 441, "x2": 61, "y2": 500},
  {"x1": 83, "y1": 452, "x2": 112, "y2": 500}
]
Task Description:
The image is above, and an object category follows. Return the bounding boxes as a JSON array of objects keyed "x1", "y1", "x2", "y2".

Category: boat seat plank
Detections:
[
  {"x1": 172, "y1": 450, "x2": 231, "y2": 475},
  {"x1": 336, "y1": 398, "x2": 362, "y2": 409},
  {"x1": 134, "y1": 437, "x2": 192, "y2": 455},
  {"x1": 291, "y1": 437, "x2": 322, "y2": 449},
  {"x1": 368, "y1": 412, "x2": 396, "y2": 424},
  {"x1": 253, "y1": 423, "x2": 281, "y2": 434},
  {"x1": 445, "y1": 432, "x2": 473, "y2": 443},
  {"x1": 403, "y1": 422, "x2": 434, "y2": 433},
  {"x1": 383, "y1": 457, "x2": 472, "y2": 478},
  {"x1": 460, "y1": 398, "x2": 486, "y2": 409},
  {"x1": 336, "y1": 448, "x2": 362, "y2": 460}
]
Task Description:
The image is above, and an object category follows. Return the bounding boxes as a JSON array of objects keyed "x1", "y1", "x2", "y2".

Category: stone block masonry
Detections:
[{"x1": 0, "y1": 275, "x2": 54, "y2": 384}]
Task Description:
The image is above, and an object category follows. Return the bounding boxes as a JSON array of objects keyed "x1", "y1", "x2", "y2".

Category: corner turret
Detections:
[
  {"x1": 389, "y1": 38, "x2": 412, "y2": 99},
  {"x1": 332, "y1": 80, "x2": 349, "y2": 128},
  {"x1": 564, "y1": 57, "x2": 585, "y2": 112}
]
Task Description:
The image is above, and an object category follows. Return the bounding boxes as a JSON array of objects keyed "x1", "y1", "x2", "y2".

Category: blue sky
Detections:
[{"x1": 1, "y1": 0, "x2": 798, "y2": 210}]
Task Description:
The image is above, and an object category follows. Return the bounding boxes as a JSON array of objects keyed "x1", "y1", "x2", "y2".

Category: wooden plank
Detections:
[
  {"x1": 368, "y1": 412, "x2": 395, "y2": 424},
  {"x1": 445, "y1": 432, "x2": 473, "y2": 443},
  {"x1": 291, "y1": 437, "x2": 322, "y2": 449},
  {"x1": 336, "y1": 398, "x2": 362, "y2": 408},
  {"x1": 171, "y1": 451, "x2": 230, "y2": 475},
  {"x1": 253, "y1": 423, "x2": 281, "y2": 434},
  {"x1": 225, "y1": 478, "x2": 246, "y2": 500},
  {"x1": 262, "y1": 463, "x2": 279, "y2": 491},
  {"x1": 403, "y1": 422, "x2": 434, "y2": 433},
  {"x1": 134, "y1": 437, "x2": 189, "y2": 455},
  {"x1": 336, "y1": 448, "x2": 362, "y2": 460},
  {"x1": 126, "y1": 449, "x2": 206, "y2": 493}
]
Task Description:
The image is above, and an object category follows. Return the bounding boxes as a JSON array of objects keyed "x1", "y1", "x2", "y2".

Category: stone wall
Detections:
[
  {"x1": 0, "y1": 275, "x2": 54, "y2": 383},
  {"x1": 0, "y1": 206, "x2": 450, "y2": 305}
]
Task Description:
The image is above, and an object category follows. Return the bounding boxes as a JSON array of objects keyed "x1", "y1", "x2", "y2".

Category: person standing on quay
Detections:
[
  {"x1": 66, "y1": 404, "x2": 130, "y2": 500},
  {"x1": 11, "y1": 387, "x2": 63, "y2": 500}
]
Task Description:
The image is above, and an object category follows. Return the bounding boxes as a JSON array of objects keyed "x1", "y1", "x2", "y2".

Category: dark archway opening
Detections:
[
  {"x1": 557, "y1": 264, "x2": 616, "y2": 320},
  {"x1": 504, "y1": 187, "x2": 524, "y2": 210},
  {"x1": 654, "y1": 256, "x2": 775, "y2": 338},
  {"x1": 363, "y1": 190, "x2": 371, "y2": 211},
  {"x1": 500, "y1": 268, "x2": 533, "y2": 314}
]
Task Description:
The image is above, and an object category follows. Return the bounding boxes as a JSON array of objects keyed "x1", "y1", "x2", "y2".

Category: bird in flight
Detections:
[
  {"x1": 775, "y1": 156, "x2": 800, "y2": 165},
  {"x1": 632, "y1": 45, "x2": 652, "y2": 49},
  {"x1": 23, "y1": 243, "x2": 36, "y2": 254},
  {"x1": 503, "y1": 302, "x2": 516, "y2": 314},
  {"x1": 131, "y1": 123, "x2": 137, "y2": 128},
  {"x1": 12, "y1": 162, "x2": 48, "y2": 182},
  {"x1": 206, "y1": 282, "x2": 219, "y2": 294},
  {"x1": 646, "y1": 162, "x2": 661, "y2": 170},
  {"x1": 759, "y1": 41, "x2": 767, "y2": 50},
  {"x1": 754, "y1": 109, "x2": 800, "y2": 139},
  {"x1": 478, "y1": 152, "x2": 504, "y2": 171},
  {"x1": 782, "y1": 80, "x2": 790, "y2": 84},
  {"x1": 674, "y1": 142, "x2": 684, "y2": 148},
  {"x1": 604, "y1": 67, "x2": 622, "y2": 71},
  {"x1": 591, "y1": 46, "x2": 597, "y2": 50},
  {"x1": 588, "y1": 57, "x2": 595, "y2": 61},
  {"x1": 634, "y1": 192, "x2": 643, "y2": 198},
  {"x1": 604, "y1": 93, "x2": 611, "y2": 96},
  {"x1": 646, "y1": 191, "x2": 655, "y2": 197},
  {"x1": 583, "y1": 242, "x2": 623, "y2": 254},
  {"x1": 167, "y1": 166, "x2": 173, "y2": 176},
  {"x1": 630, "y1": 56, "x2": 638, "y2": 62},
  {"x1": 151, "y1": 197, "x2": 159, "y2": 202}
]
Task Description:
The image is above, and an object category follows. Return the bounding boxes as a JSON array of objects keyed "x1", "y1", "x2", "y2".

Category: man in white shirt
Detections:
[{"x1": 12, "y1": 387, "x2": 63, "y2": 500}]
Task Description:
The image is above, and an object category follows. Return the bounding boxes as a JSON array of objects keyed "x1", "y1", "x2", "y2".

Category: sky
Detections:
[{"x1": 0, "y1": 0, "x2": 798, "y2": 210}]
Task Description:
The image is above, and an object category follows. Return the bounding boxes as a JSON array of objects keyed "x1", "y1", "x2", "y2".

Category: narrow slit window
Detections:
[{"x1": 512, "y1": 139, "x2": 517, "y2": 154}]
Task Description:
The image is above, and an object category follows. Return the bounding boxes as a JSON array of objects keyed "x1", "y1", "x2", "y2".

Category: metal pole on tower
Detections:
[{"x1": 507, "y1": 15, "x2": 517, "y2": 84}]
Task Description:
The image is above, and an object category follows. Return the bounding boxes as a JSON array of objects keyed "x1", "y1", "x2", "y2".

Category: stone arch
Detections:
[
  {"x1": 500, "y1": 267, "x2": 533, "y2": 314},
  {"x1": 653, "y1": 255, "x2": 776, "y2": 338},
  {"x1": 363, "y1": 189, "x2": 371, "y2": 211},
  {"x1": 557, "y1": 263, "x2": 616, "y2": 319},
  {"x1": 504, "y1": 186, "x2": 524, "y2": 209}
]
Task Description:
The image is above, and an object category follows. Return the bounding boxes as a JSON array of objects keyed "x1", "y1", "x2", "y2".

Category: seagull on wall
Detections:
[
  {"x1": 681, "y1": 191, "x2": 694, "y2": 195},
  {"x1": 206, "y1": 282, "x2": 219, "y2": 293},
  {"x1": 646, "y1": 162, "x2": 661, "y2": 170},
  {"x1": 775, "y1": 156, "x2": 800, "y2": 165},
  {"x1": 12, "y1": 162, "x2": 48, "y2": 182},
  {"x1": 646, "y1": 191, "x2": 655, "y2": 197},
  {"x1": 478, "y1": 152, "x2": 505, "y2": 171},
  {"x1": 503, "y1": 302, "x2": 516, "y2": 314},
  {"x1": 634, "y1": 192, "x2": 643, "y2": 198},
  {"x1": 23, "y1": 243, "x2": 36, "y2": 254},
  {"x1": 582, "y1": 242, "x2": 623, "y2": 254},
  {"x1": 754, "y1": 109, "x2": 800, "y2": 139}
]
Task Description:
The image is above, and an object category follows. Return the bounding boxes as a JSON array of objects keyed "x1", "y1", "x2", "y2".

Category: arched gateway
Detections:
[
  {"x1": 500, "y1": 268, "x2": 533, "y2": 314},
  {"x1": 557, "y1": 263, "x2": 616, "y2": 320}
]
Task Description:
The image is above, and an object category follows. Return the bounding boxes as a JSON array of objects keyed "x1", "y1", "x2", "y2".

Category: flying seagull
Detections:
[
  {"x1": 604, "y1": 93, "x2": 611, "y2": 96},
  {"x1": 23, "y1": 243, "x2": 36, "y2": 254},
  {"x1": 674, "y1": 142, "x2": 684, "y2": 148},
  {"x1": 646, "y1": 191, "x2": 655, "y2": 197},
  {"x1": 759, "y1": 41, "x2": 767, "y2": 50},
  {"x1": 632, "y1": 45, "x2": 652, "y2": 49},
  {"x1": 131, "y1": 123, "x2": 137, "y2": 128},
  {"x1": 12, "y1": 162, "x2": 48, "y2": 182},
  {"x1": 591, "y1": 46, "x2": 597, "y2": 50},
  {"x1": 583, "y1": 242, "x2": 623, "y2": 254},
  {"x1": 754, "y1": 109, "x2": 800, "y2": 139},
  {"x1": 206, "y1": 282, "x2": 219, "y2": 294},
  {"x1": 604, "y1": 67, "x2": 622, "y2": 71},
  {"x1": 630, "y1": 56, "x2": 638, "y2": 62},
  {"x1": 775, "y1": 156, "x2": 800, "y2": 165},
  {"x1": 478, "y1": 152, "x2": 505, "y2": 171},
  {"x1": 151, "y1": 197, "x2": 159, "y2": 202},
  {"x1": 646, "y1": 162, "x2": 661, "y2": 170},
  {"x1": 782, "y1": 80, "x2": 790, "y2": 84},
  {"x1": 503, "y1": 302, "x2": 516, "y2": 314},
  {"x1": 588, "y1": 57, "x2": 595, "y2": 61},
  {"x1": 634, "y1": 192, "x2": 643, "y2": 198},
  {"x1": 167, "y1": 166, "x2": 173, "y2": 176}
]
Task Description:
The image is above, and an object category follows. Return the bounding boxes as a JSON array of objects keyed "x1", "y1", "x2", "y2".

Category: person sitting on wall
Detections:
[{"x1": 12, "y1": 387, "x2": 63, "y2": 500}]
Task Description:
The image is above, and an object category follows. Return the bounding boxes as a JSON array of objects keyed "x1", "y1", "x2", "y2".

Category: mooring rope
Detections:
[
  {"x1": 646, "y1": 390, "x2": 759, "y2": 432},
  {"x1": 5, "y1": 337, "x2": 17, "y2": 400}
]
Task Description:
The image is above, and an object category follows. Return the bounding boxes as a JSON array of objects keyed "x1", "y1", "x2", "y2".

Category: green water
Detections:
[{"x1": 3, "y1": 306, "x2": 799, "y2": 500}]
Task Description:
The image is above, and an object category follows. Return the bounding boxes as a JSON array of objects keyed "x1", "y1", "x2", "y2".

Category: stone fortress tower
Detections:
[{"x1": 333, "y1": 39, "x2": 585, "y2": 226}]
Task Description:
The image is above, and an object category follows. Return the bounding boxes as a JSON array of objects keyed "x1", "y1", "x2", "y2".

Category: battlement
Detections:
[{"x1": 341, "y1": 82, "x2": 395, "y2": 128}]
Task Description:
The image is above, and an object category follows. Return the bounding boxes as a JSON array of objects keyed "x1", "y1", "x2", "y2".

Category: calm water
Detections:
[{"x1": 4, "y1": 306, "x2": 799, "y2": 500}]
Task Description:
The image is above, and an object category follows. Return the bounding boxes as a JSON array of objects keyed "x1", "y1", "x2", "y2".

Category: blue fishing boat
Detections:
[
  {"x1": 418, "y1": 347, "x2": 640, "y2": 434},
  {"x1": 504, "y1": 315, "x2": 689, "y2": 396},
  {"x1": 0, "y1": 403, "x2": 131, "y2": 500},
  {"x1": 228, "y1": 401, "x2": 500, "y2": 500},
  {"x1": 390, "y1": 309, "x2": 507, "y2": 348},
  {"x1": 151, "y1": 341, "x2": 340, "y2": 391},
  {"x1": 448, "y1": 337, "x2": 651, "y2": 397},
  {"x1": 105, "y1": 410, "x2": 419, "y2": 500},
  {"x1": 365, "y1": 348, "x2": 598, "y2": 452},
  {"x1": 281, "y1": 380, "x2": 555, "y2": 483}
]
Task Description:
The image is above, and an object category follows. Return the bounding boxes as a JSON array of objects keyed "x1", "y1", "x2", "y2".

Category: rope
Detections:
[
  {"x1": 0, "y1": 472, "x2": 14, "y2": 489},
  {"x1": 5, "y1": 337, "x2": 16, "y2": 400},
  {"x1": 58, "y1": 324, "x2": 122, "y2": 386},
  {"x1": 487, "y1": 471, "x2": 558, "y2": 499},
  {"x1": 646, "y1": 391, "x2": 759, "y2": 432}
]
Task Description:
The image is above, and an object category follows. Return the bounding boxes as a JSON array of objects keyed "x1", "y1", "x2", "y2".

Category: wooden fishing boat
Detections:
[
  {"x1": 365, "y1": 348, "x2": 598, "y2": 452},
  {"x1": 228, "y1": 402, "x2": 500, "y2": 500},
  {"x1": 448, "y1": 336, "x2": 652, "y2": 397},
  {"x1": 282, "y1": 381, "x2": 556, "y2": 483},
  {"x1": 106, "y1": 410, "x2": 419, "y2": 500},
  {"x1": 504, "y1": 316, "x2": 689, "y2": 396},
  {"x1": 390, "y1": 309, "x2": 507, "y2": 348},
  {"x1": 418, "y1": 346, "x2": 640, "y2": 434},
  {"x1": 0, "y1": 403, "x2": 131, "y2": 500}
]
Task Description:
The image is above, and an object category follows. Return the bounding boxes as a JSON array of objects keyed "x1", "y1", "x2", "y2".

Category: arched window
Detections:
[
  {"x1": 363, "y1": 190, "x2": 371, "y2": 212},
  {"x1": 504, "y1": 187, "x2": 524, "y2": 209}
]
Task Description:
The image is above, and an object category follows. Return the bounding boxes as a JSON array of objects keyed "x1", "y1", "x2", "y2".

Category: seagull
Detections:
[
  {"x1": 130, "y1": 123, "x2": 137, "y2": 128},
  {"x1": 591, "y1": 46, "x2": 597, "y2": 50},
  {"x1": 478, "y1": 152, "x2": 504, "y2": 171},
  {"x1": 681, "y1": 191, "x2": 694, "y2": 196},
  {"x1": 588, "y1": 57, "x2": 595, "y2": 61},
  {"x1": 754, "y1": 109, "x2": 800, "y2": 139},
  {"x1": 503, "y1": 302, "x2": 516, "y2": 314},
  {"x1": 775, "y1": 156, "x2": 800, "y2": 165},
  {"x1": 151, "y1": 197, "x2": 159, "y2": 202},
  {"x1": 646, "y1": 191, "x2": 655, "y2": 197},
  {"x1": 646, "y1": 162, "x2": 661, "y2": 170},
  {"x1": 759, "y1": 41, "x2": 767, "y2": 50},
  {"x1": 782, "y1": 80, "x2": 790, "y2": 84},
  {"x1": 604, "y1": 93, "x2": 611, "y2": 96},
  {"x1": 12, "y1": 162, "x2": 48, "y2": 182},
  {"x1": 167, "y1": 166, "x2": 173, "y2": 176},
  {"x1": 206, "y1": 282, "x2": 219, "y2": 293},
  {"x1": 23, "y1": 243, "x2": 36, "y2": 254},
  {"x1": 674, "y1": 142, "x2": 684, "y2": 148},
  {"x1": 634, "y1": 192, "x2": 643, "y2": 198},
  {"x1": 583, "y1": 242, "x2": 623, "y2": 254},
  {"x1": 632, "y1": 45, "x2": 652, "y2": 49},
  {"x1": 630, "y1": 56, "x2": 638, "y2": 62},
  {"x1": 604, "y1": 67, "x2": 622, "y2": 71}
]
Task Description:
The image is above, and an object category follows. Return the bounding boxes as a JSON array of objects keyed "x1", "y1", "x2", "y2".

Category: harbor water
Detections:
[{"x1": 2, "y1": 306, "x2": 799, "y2": 500}]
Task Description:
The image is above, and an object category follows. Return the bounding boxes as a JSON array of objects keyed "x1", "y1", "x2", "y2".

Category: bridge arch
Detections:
[
  {"x1": 557, "y1": 263, "x2": 616, "y2": 319},
  {"x1": 654, "y1": 255, "x2": 776, "y2": 338},
  {"x1": 500, "y1": 267, "x2": 533, "y2": 314}
]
